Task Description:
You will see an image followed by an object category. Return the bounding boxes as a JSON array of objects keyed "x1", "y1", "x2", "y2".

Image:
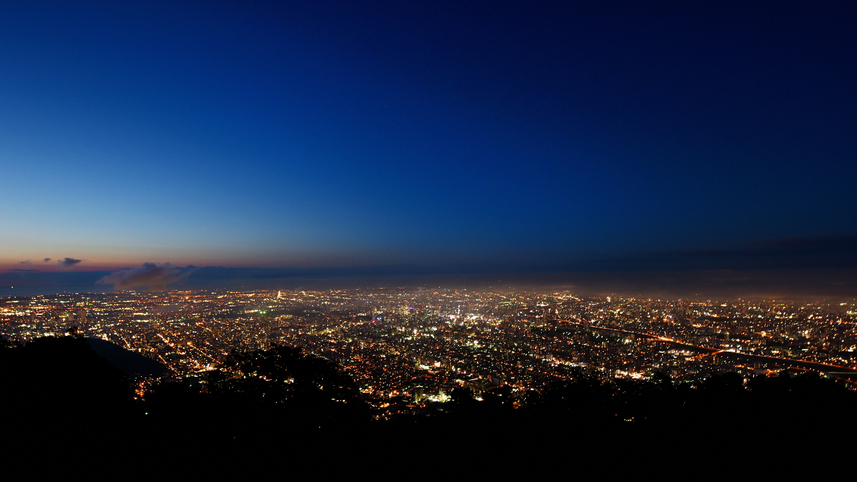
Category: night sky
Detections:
[{"x1": 3, "y1": 1, "x2": 856, "y2": 298}]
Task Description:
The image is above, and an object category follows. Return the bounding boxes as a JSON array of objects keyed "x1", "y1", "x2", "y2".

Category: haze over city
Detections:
[{"x1": 3, "y1": 1, "x2": 856, "y2": 299}]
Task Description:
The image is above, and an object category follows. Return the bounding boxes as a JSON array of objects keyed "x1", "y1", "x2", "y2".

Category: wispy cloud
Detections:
[
  {"x1": 97, "y1": 263, "x2": 193, "y2": 290},
  {"x1": 58, "y1": 258, "x2": 82, "y2": 267},
  {"x1": 43, "y1": 258, "x2": 51, "y2": 263}
]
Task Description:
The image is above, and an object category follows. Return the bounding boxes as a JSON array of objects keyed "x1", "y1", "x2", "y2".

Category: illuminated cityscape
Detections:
[
  {"x1": 4, "y1": 288, "x2": 856, "y2": 417},
  {"x1": 3, "y1": 2, "x2": 856, "y2": 472}
]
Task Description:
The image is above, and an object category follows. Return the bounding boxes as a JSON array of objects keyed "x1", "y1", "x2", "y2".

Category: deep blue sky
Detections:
[{"x1": 2, "y1": 1, "x2": 856, "y2": 297}]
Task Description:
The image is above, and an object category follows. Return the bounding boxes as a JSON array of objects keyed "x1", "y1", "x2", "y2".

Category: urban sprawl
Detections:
[{"x1": 3, "y1": 288, "x2": 856, "y2": 415}]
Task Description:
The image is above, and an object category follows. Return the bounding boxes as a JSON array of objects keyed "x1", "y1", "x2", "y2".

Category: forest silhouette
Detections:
[{"x1": 3, "y1": 334, "x2": 855, "y2": 475}]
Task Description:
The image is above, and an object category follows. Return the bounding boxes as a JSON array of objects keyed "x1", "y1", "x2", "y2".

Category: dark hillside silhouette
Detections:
[
  {"x1": 0, "y1": 335, "x2": 134, "y2": 420},
  {"x1": 3, "y1": 337, "x2": 856, "y2": 475},
  {"x1": 0, "y1": 334, "x2": 141, "y2": 470},
  {"x1": 85, "y1": 337, "x2": 170, "y2": 379}
]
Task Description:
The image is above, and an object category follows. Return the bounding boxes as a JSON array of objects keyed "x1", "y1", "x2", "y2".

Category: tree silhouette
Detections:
[{"x1": 144, "y1": 343, "x2": 370, "y2": 451}]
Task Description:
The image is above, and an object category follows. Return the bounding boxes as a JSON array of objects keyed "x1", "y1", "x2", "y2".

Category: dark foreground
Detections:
[{"x1": 2, "y1": 336, "x2": 853, "y2": 477}]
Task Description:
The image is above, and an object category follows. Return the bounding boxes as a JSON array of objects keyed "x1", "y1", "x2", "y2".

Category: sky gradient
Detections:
[{"x1": 2, "y1": 1, "x2": 856, "y2": 297}]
